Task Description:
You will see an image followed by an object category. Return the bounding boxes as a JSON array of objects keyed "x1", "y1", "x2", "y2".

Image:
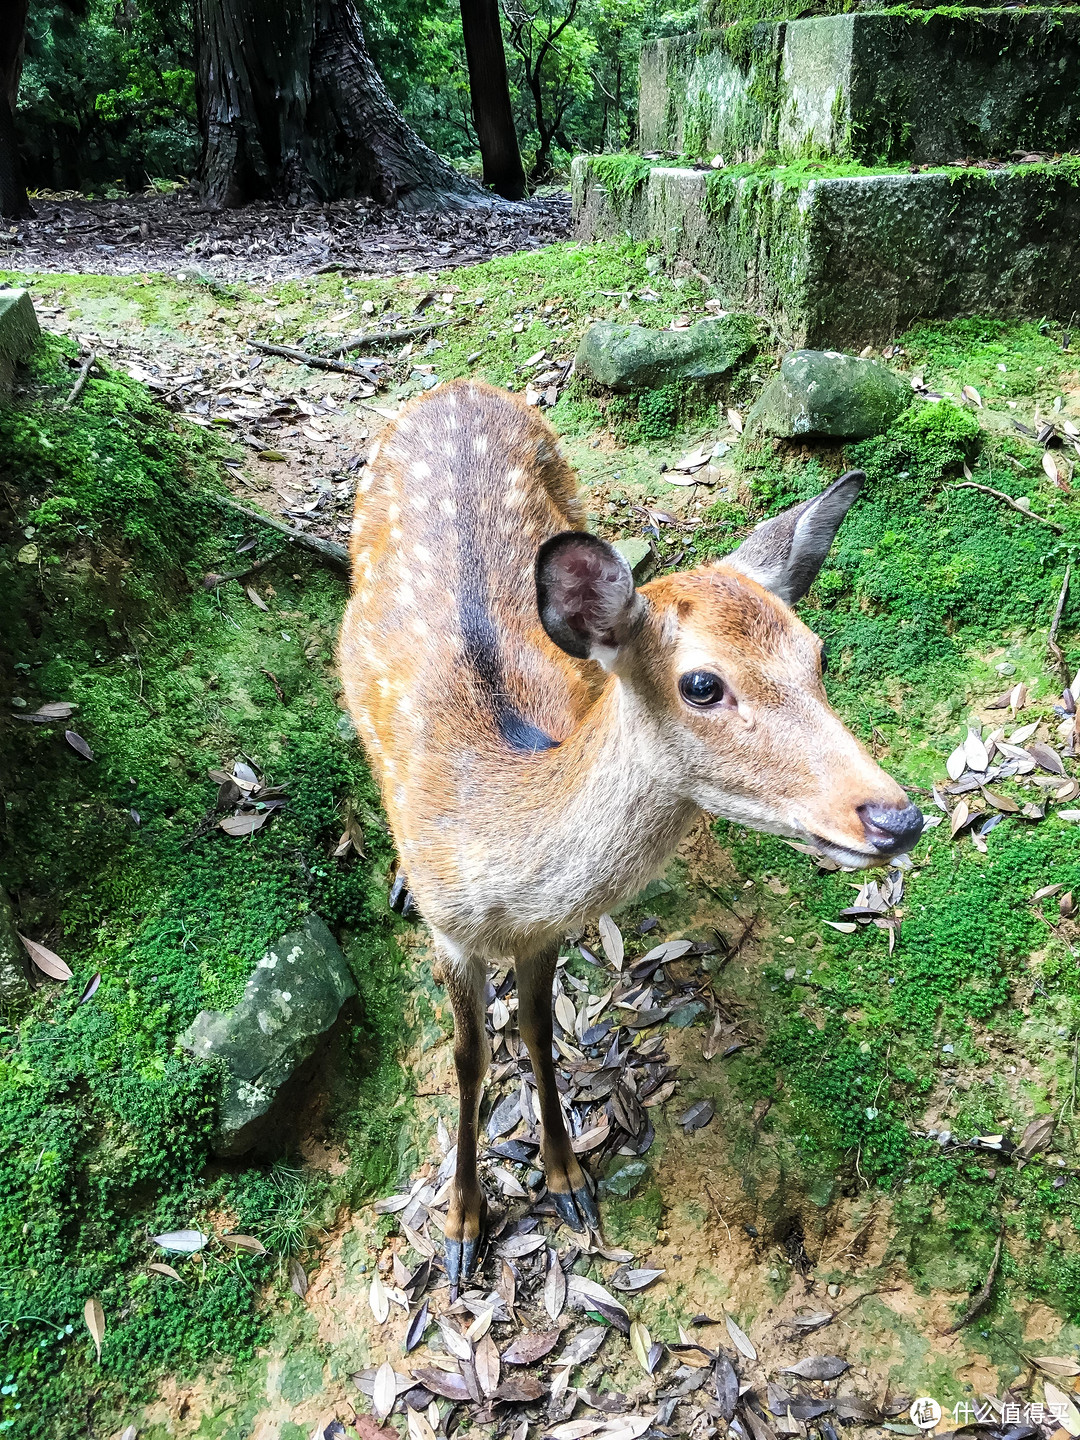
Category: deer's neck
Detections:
[{"x1": 464, "y1": 678, "x2": 699, "y2": 953}]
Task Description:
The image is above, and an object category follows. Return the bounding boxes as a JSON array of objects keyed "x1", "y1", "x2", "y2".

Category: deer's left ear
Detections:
[
  {"x1": 723, "y1": 470, "x2": 864, "y2": 606},
  {"x1": 536, "y1": 531, "x2": 643, "y2": 668}
]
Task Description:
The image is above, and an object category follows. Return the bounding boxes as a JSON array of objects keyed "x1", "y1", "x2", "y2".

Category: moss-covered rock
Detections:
[
  {"x1": 574, "y1": 314, "x2": 760, "y2": 393},
  {"x1": 572, "y1": 155, "x2": 1080, "y2": 347},
  {"x1": 747, "y1": 349, "x2": 911, "y2": 439},
  {"x1": 179, "y1": 915, "x2": 357, "y2": 1155}
]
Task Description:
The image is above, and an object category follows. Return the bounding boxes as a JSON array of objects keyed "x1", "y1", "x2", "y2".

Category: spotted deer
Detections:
[{"x1": 339, "y1": 379, "x2": 921, "y2": 1292}]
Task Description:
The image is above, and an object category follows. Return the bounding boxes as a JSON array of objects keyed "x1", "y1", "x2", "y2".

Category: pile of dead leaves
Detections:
[
  {"x1": 8, "y1": 192, "x2": 571, "y2": 282},
  {"x1": 209, "y1": 758, "x2": 288, "y2": 838}
]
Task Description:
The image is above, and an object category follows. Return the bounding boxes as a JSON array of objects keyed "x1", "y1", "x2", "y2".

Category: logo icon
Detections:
[{"x1": 910, "y1": 1399, "x2": 942, "y2": 1431}]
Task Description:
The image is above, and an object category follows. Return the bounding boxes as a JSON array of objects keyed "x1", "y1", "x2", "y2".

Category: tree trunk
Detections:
[
  {"x1": 0, "y1": 0, "x2": 30, "y2": 220},
  {"x1": 194, "y1": 0, "x2": 486, "y2": 210},
  {"x1": 459, "y1": 0, "x2": 526, "y2": 201}
]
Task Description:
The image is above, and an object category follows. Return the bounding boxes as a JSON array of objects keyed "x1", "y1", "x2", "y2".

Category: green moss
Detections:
[
  {"x1": 0, "y1": 339, "x2": 406, "y2": 1437},
  {"x1": 586, "y1": 154, "x2": 653, "y2": 213}
]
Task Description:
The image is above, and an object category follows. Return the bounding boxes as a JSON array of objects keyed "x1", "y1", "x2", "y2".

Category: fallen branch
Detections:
[
  {"x1": 1048, "y1": 563, "x2": 1072, "y2": 691},
  {"x1": 206, "y1": 493, "x2": 349, "y2": 572},
  {"x1": 324, "y1": 316, "x2": 466, "y2": 357},
  {"x1": 64, "y1": 350, "x2": 97, "y2": 408},
  {"x1": 952, "y1": 481, "x2": 1065, "y2": 533},
  {"x1": 941, "y1": 1231, "x2": 1004, "y2": 1335},
  {"x1": 247, "y1": 340, "x2": 379, "y2": 378}
]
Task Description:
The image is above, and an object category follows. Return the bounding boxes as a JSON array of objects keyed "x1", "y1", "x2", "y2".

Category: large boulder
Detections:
[
  {"x1": 747, "y1": 349, "x2": 911, "y2": 440},
  {"x1": 574, "y1": 314, "x2": 760, "y2": 393},
  {"x1": 178, "y1": 914, "x2": 355, "y2": 1156}
]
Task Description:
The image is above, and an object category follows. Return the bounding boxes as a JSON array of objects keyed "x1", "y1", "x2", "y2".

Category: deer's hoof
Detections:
[
  {"x1": 551, "y1": 1177, "x2": 600, "y2": 1235},
  {"x1": 388, "y1": 869, "x2": 419, "y2": 919},
  {"x1": 444, "y1": 1232, "x2": 482, "y2": 1302}
]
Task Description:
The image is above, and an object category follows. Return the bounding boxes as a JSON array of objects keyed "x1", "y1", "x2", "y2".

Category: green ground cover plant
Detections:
[{"x1": 0, "y1": 338, "x2": 408, "y2": 1435}]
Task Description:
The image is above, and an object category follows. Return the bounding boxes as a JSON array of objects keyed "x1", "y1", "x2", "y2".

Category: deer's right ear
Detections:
[
  {"x1": 536, "y1": 532, "x2": 641, "y2": 668},
  {"x1": 723, "y1": 469, "x2": 864, "y2": 606}
]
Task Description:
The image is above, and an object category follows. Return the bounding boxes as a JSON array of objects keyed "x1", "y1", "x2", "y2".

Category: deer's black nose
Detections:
[{"x1": 858, "y1": 802, "x2": 924, "y2": 855}]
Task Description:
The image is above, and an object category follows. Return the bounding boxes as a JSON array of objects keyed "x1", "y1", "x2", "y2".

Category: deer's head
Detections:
[{"x1": 536, "y1": 471, "x2": 922, "y2": 868}]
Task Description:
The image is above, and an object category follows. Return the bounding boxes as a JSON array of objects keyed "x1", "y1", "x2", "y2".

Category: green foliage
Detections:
[
  {"x1": 20, "y1": 0, "x2": 197, "y2": 192},
  {"x1": 0, "y1": 340, "x2": 405, "y2": 1436}
]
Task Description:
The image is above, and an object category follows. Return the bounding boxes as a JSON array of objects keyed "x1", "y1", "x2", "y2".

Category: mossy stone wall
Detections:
[
  {"x1": 572, "y1": 155, "x2": 1080, "y2": 346},
  {"x1": 642, "y1": 9, "x2": 1080, "y2": 164}
]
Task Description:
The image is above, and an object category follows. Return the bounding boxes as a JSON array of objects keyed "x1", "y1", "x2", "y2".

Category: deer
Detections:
[{"x1": 339, "y1": 378, "x2": 922, "y2": 1294}]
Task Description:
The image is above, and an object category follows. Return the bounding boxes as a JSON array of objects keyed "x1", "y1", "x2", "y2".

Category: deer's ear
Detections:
[
  {"x1": 536, "y1": 532, "x2": 641, "y2": 667},
  {"x1": 723, "y1": 470, "x2": 864, "y2": 606}
]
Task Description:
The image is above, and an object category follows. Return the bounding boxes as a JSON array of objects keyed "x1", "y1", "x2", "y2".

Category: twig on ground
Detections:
[
  {"x1": 247, "y1": 339, "x2": 380, "y2": 378},
  {"x1": 704, "y1": 1182, "x2": 733, "y2": 1243},
  {"x1": 324, "y1": 316, "x2": 466, "y2": 357},
  {"x1": 63, "y1": 350, "x2": 97, "y2": 407},
  {"x1": 951, "y1": 481, "x2": 1065, "y2": 533},
  {"x1": 201, "y1": 555, "x2": 278, "y2": 590},
  {"x1": 1047, "y1": 564, "x2": 1072, "y2": 691},
  {"x1": 940, "y1": 1231, "x2": 1004, "y2": 1335},
  {"x1": 206, "y1": 493, "x2": 349, "y2": 571}
]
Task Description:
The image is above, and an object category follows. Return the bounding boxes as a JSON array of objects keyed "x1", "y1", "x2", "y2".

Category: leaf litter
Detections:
[{"x1": 353, "y1": 918, "x2": 806, "y2": 1436}]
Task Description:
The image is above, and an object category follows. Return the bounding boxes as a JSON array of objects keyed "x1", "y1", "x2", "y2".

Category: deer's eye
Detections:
[{"x1": 679, "y1": 671, "x2": 725, "y2": 708}]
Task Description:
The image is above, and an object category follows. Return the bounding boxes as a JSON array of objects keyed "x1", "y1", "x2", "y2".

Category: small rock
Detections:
[
  {"x1": 178, "y1": 915, "x2": 356, "y2": 1155},
  {"x1": 746, "y1": 349, "x2": 911, "y2": 440},
  {"x1": 0, "y1": 889, "x2": 30, "y2": 1003},
  {"x1": 613, "y1": 536, "x2": 655, "y2": 582},
  {"x1": 574, "y1": 313, "x2": 761, "y2": 393}
]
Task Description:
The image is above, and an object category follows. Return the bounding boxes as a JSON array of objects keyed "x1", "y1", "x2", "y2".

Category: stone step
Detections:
[
  {"x1": 642, "y1": 9, "x2": 1080, "y2": 166},
  {"x1": 571, "y1": 155, "x2": 1080, "y2": 347}
]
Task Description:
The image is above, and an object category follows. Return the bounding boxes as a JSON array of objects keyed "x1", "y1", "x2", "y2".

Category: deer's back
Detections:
[{"x1": 339, "y1": 381, "x2": 603, "y2": 900}]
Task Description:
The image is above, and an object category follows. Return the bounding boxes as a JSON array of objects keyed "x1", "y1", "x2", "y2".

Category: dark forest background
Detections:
[{"x1": 18, "y1": 0, "x2": 694, "y2": 196}]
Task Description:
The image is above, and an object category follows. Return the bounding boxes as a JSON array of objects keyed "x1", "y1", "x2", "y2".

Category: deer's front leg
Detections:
[
  {"x1": 442, "y1": 946, "x2": 490, "y2": 1298},
  {"x1": 517, "y1": 947, "x2": 600, "y2": 1235}
]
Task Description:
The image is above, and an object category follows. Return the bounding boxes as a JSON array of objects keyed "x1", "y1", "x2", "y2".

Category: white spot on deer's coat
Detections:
[
  {"x1": 413, "y1": 493, "x2": 429, "y2": 510},
  {"x1": 440, "y1": 497, "x2": 457, "y2": 517},
  {"x1": 412, "y1": 460, "x2": 431, "y2": 479},
  {"x1": 474, "y1": 434, "x2": 488, "y2": 455},
  {"x1": 387, "y1": 502, "x2": 400, "y2": 521}
]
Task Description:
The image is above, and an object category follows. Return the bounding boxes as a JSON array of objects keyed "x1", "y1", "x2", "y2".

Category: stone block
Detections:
[
  {"x1": 572, "y1": 156, "x2": 1080, "y2": 348},
  {"x1": 641, "y1": 10, "x2": 1080, "y2": 165},
  {"x1": 178, "y1": 914, "x2": 356, "y2": 1156},
  {"x1": 0, "y1": 289, "x2": 39, "y2": 391}
]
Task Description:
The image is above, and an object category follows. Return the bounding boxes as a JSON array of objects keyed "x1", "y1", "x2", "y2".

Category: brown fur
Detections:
[{"x1": 338, "y1": 379, "x2": 911, "y2": 1258}]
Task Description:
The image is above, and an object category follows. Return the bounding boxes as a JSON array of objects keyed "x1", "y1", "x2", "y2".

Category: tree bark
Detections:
[
  {"x1": 0, "y1": 0, "x2": 30, "y2": 219},
  {"x1": 459, "y1": 0, "x2": 527, "y2": 201},
  {"x1": 194, "y1": 0, "x2": 486, "y2": 210}
]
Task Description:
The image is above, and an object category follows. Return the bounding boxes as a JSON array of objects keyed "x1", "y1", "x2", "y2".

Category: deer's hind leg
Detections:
[
  {"x1": 517, "y1": 946, "x2": 600, "y2": 1235},
  {"x1": 440, "y1": 937, "x2": 490, "y2": 1297}
]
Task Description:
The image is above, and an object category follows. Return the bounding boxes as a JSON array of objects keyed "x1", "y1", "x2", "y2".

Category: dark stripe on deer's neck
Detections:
[{"x1": 455, "y1": 475, "x2": 558, "y2": 754}]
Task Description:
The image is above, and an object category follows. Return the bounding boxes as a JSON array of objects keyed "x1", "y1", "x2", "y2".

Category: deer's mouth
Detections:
[{"x1": 806, "y1": 834, "x2": 888, "y2": 870}]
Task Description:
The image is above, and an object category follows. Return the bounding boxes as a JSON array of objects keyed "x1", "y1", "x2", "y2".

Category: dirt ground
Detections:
[{"x1": 1, "y1": 190, "x2": 571, "y2": 281}]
